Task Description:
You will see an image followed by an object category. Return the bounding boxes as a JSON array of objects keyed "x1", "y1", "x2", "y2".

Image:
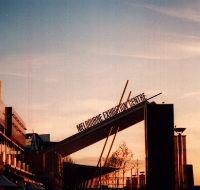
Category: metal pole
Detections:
[
  {"x1": 119, "y1": 80, "x2": 129, "y2": 104},
  {"x1": 97, "y1": 128, "x2": 113, "y2": 167},
  {"x1": 131, "y1": 168, "x2": 133, "y2": 190},
  {"x1": 97, "y1": 80, "x2": 129, "y2": 167},
  {"x1": 100, "y1": 159, "x2": 102, "y2": 189},
  {"x1": 104, "y1": 89, "x2": 132, "y2": 166},
  {"x1": 127, "y1": 91, "x2": 132, "y2": 101},
  {"x1": 146, "y1": 92, "x2": 162, "y2": 101},
  {"x1": 136, "y1": 159, "x2": 139, "y2": 189},
  {"x1": 104, "y1": 126, "x2": 119, "y2": 166},
  {"x1": 93, "y1": 80, "x2": 129, "y2": 188},
  {"x1": 102, "y1": 81, "x2": 129, "y2": 166}
]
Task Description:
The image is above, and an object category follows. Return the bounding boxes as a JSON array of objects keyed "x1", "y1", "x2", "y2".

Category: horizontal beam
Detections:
[{"x1": 46, "y1": 101, "x2": 152, "y2": 156}]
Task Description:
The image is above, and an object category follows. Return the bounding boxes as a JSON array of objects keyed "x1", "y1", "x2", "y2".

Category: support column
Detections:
[
  {"x1": 145, "y1": 104, "x2": 175, "y2": 190},
  {"x1": 5, "y1": 107, "x2": 12, "y2": 137}
]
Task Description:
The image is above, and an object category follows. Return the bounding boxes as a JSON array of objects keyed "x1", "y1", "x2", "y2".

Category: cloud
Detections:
[
  {"x1": 142, "y1": 2, "x2": 200, "y2": 23},
  {"x1": 44, "y1": 77, "x2": 58, "y2": 83},
  {"x1": 0, "y1": 71, "x2": 58, "y2": 85},
  {"x1": 103, "y1": 52, "x2": 167, "y2": 60},
  {"x1": 91, "y1": 37, "x2": 200, "y2": 61},
  {"x1": 22, "y1": 97, "x2": 115, "y2": 141},
  {"x1": 0, "y1": 71, "x2": 31, "y2": 78},
  {"x1": 181, "y1": 91, "x2": 200, "y2": 99},
  {"x1": 91, "y1": 47, "x2": 172, "y2": 61}
]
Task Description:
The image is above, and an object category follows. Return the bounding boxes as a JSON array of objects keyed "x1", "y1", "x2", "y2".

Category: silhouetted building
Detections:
[
  {"x1": 39, "y1": 134, "x2": 50, "y2": 142},
  {"x1": 145, "y1": 104, "x2": 175, "y2": 190},
  {"x1": 139, "y1": 172, "x2": 145, "y2": 189},
  {"x1": 25, "y1": 133, "x2": 44, "y2": 152},
  {"x1": 24, "y1": 136, "x2": 63, "y2": 190},
  {"x1": 132, "y1": 175, "x2": 138, "y2": 190},
  {"x1": 174, "y1": 127, "x2": 187, "y2": 190},
  {"x1": 0, "y1": 81, "x2": 45, "y2": 189},
  {"x1": 174, "y1": 127, "x2": 195, "y2": 190},
  {"x1": 126, "y1": 177, "x2": 131, "y2": 189},
  {"x1": 184, "y1": 164, "x2": 194, "y2": 190},
  {"x1": 1, "y1": 80, "x2": 196, "y2": 190}
]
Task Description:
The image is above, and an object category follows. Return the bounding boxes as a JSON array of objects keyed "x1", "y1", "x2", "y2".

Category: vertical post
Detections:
[
  {"x1": 100, "y1": 158, "x2": 102, "y2": 189},
  {"x1": 131, "y1": 168, "x2": 133, "y2": 190},
  {"x1": 175, "y1": 132, "x2": 187, "y2": 190},
  {"x1": 178, "y1": 133, "x2": 184, "y2": 189},
  {"x1": 5, "y1": 107, "x2": 12, "y2": 137},
  {"x1": 136, "y1": 159, "x2": 139, "y2": 189},
  {"x1": 174, "y1": 136, "x2": 179, "y2": 190},
  {"x1": 145, "y1": 104, "x2": 175, "y2": 190}
]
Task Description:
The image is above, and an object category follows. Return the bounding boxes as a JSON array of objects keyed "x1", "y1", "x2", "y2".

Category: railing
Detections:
[{"x1": 0, "y1": 153, "x2": 31, "y2": 174}]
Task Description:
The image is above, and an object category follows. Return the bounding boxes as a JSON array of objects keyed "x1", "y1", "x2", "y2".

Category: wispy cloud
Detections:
[
  {"x1": 44, "y1": 77, "x2": 58, "y2": 84},
  {"x1": 102, "y1": 52, "x2": 167, "y2": 60},
  {"x1": 22, "y1": 97, "x2": 115, "y2": 140},
  {"x1": 99, "y1": 51, "x2": 195, "y2": 61},
  {"x1": 0, "y1": 71, "x2": 58, "y2": 84},
  {"x1": 126, "y1": 0, "x2": 200, "y2": 23},
  {"x1": 0, "y1": 71, "x2": 31, "y2": 78},
  {"x1": 142, "y1": 3, "x2": 200, "y2": 23},
  {"x1": 181, "y1": 91, "x2": 200, "y2": 99},
  {"x1": 91, "y1": 37, "x2": 200, "y2": 61}
]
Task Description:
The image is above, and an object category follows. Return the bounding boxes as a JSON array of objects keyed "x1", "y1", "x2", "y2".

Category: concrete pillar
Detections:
[
  {"x1": 184, "y1": 164, "x2": 194, "y2": 190},
  {"x1": 145, "y1": 104, "x2": 175, "y2": 190}
]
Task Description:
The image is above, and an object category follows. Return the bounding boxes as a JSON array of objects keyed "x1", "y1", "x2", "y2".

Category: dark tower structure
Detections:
[
  {"x1": 174, "y1": 128, "x2": 194, "y2": 190},
  {"x1": 139, "y1": 172, "x2": 145, "y2": 189},
  {"x1": 132, "y1": 175, "x2": 138, "y2": 190},
  {"x1": 145, "y1": 104, "x2": 175, "y2": 190},
  {"x1": 174, "y1": 127, "x2": 187, "y2": 190},
  {"x1": 184, "y1": 165, "x2": 194, "y2": 190}
]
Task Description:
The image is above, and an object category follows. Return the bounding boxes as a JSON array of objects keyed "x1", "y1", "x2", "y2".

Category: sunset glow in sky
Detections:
[{"x1": 0, "y1": 0, "x2": 200, "y2": 185}]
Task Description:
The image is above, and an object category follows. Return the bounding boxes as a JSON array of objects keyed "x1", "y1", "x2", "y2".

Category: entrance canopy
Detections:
[
  {"x1": 47, "y1": 101, "x2": 153, "y2": 156},
  {"x1": 63, "y1": 162, "x2": 117, "y2": 186}
]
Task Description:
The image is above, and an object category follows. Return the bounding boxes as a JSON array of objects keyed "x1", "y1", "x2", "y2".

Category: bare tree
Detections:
[
  {"x1": 105, "y1": 142, "x2": 135, "y2": 187},
  {"x1": 62, "y1": 155, "x2": 74, "y2": 163}
]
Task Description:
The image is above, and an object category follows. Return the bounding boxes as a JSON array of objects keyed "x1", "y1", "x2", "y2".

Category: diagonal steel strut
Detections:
[
  {"x1": 93, "y1": 80, "x2": 129, "y2": 188},
  {"x1": 97, "y1": 80, "x2": 129, "y2": 167}
]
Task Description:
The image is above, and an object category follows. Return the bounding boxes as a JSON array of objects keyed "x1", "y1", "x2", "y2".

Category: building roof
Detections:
[{"x1": 63, "y1": 162, "x2": 117, "y2": 185}]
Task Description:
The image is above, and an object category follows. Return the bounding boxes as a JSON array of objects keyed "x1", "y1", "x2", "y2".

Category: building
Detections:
[
  {"x1": 174, "y1": 127, "x2": 194, "y2": 190},
  {"x1": 24, "y1": 133, "x2": 63, "y2": 190},
  {"x1": 0, "y1": 81, "x2": 45, "y2": 189},
  {"x1": 0, "y1": 81, "x2": 196, "y2": 190},
  {"x1": 132, "y1": 175, "x2": 138, "y2": 190},
  {"x1": 139, "y1": 172, "x2": 145, "y2": 190}
]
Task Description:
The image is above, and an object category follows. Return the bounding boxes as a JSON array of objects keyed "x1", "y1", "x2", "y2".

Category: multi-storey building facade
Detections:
[{"x1": 0, "y1": 82, "x2": 45, "y2": 189}]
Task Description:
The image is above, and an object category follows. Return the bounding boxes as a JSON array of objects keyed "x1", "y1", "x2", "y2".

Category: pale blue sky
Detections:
[{"x1": 0, "y1": 0, "x2": 200, "y2": 184}]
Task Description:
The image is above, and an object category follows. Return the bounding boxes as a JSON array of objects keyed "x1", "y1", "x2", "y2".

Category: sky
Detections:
[{"x1": 0, "y1": 0, "x2": 200, "y2": 185}]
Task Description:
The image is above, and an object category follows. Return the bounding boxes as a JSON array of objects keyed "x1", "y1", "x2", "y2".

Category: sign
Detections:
[{"x1": 77, "y1": 93, "x2": 146, "y2": 132}]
